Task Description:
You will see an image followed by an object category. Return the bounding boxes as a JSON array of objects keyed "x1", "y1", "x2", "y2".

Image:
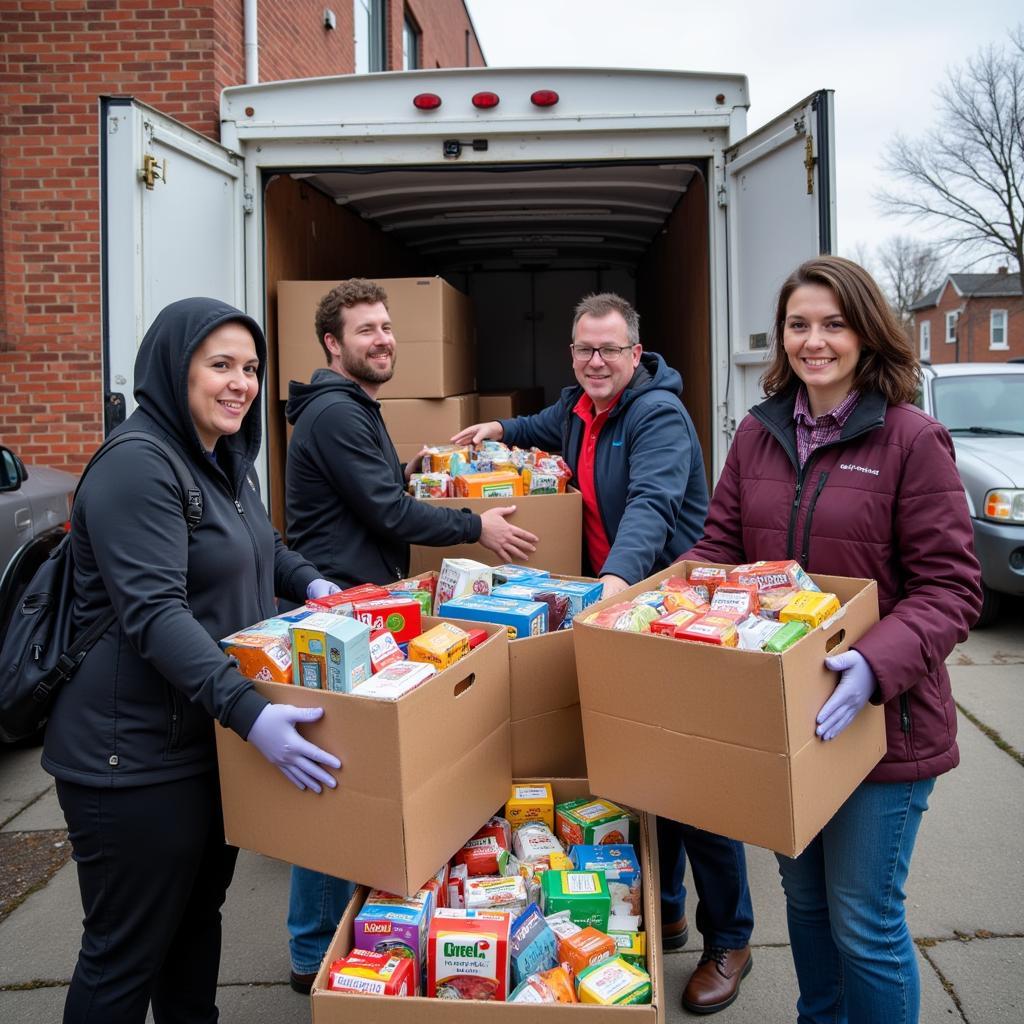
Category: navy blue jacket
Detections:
[{"x1": 500, "y1": 352, "x2": 708, "y2": 585}]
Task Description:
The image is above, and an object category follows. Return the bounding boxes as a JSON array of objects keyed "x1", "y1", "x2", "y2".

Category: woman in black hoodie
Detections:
[{"x1": 43, "y1": 298, "x2": 341, "y2": 1024}]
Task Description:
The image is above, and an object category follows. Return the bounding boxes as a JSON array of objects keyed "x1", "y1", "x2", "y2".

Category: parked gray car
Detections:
[
  {"x1": 918, "y1": 363, "x2": 1024, "y2": 626},
  {"x1": 0, "y1": 444, "x2": 77, "y2": 639}
]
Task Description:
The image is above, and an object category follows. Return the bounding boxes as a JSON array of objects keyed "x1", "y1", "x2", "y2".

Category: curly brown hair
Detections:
[
  {"x1": 314, "y1": 279, "x2": 389, "y2": 363},
  {"x1": 761, "y1": 256, "x2": 920, "y2": 405}
]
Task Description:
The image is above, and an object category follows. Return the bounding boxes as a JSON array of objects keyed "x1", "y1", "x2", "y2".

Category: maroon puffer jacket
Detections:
[{"x1": 687, "y1": 389, "x2": 982, "y2": 783}]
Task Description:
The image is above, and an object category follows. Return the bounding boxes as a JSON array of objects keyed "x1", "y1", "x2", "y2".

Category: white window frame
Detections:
[
  {"x1": 354, "y1": 0, "x2": 386, "y2": 74},
  {"x1": 919, "y1": 319, "x2": 931, "y2": 361},
  {"x1": 990, "y1": 308, "x2": 1008, "y2": 350},
  {"x1": 945, "y1": 310, "x2": 958, "y2": 344},
  {"x1": 402, "y1": 10, "x2": 420, "y2": 70}
]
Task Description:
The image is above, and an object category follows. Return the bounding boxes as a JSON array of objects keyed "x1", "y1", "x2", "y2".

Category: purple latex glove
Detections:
[
  {"x1": 247, "y1": 704, "x2": 341, "y2": 792},
  {"x1": 818, "y1": 649, "x2": 876, "y2": 741},
  {"x1": 307, "y1": 578, "x2": 341, "y2": 601}
]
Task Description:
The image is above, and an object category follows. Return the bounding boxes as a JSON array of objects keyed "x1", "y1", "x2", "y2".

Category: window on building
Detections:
[
  {"x1": 919, "y1": 320, "x2": 931, "y2": 362},
  {"x1": 354, "y1": 0, "x2": 385, "y2": 73},
  {"x1": 990, "y1": 309, "x2": 1008, "y2": 350},
  {"x1": 945, "y1": 310, "x2": 958, "y2": 344},
  {"x1": 403, "y1": 10, "x2": 421, "y2": 70}
]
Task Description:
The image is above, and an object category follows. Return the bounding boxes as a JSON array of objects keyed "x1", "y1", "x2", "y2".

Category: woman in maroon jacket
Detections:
[{"x1": 687, "y1": 256, "x2": 981, "y2": 1024}]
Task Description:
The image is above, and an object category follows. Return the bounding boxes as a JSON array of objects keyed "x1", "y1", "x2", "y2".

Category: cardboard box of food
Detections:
[
  {"x1": 408, "y1": 489, "x2": 582, "y2": 578},
  {"x1": 215, "y1": 618, "x2": 510, "y2": 896},
  {"x1": 573, "y1": 562, "x2": 886, "y2": 858},
  {"x1": 477, "y1": 387, "x2": 547, "y2": 421},
  {"x1": 310, "y1": 778, "x2": 665, "y2": 1023},
  {"x1": 277, "y1": 278, "x2": 476, "y2": 400}
]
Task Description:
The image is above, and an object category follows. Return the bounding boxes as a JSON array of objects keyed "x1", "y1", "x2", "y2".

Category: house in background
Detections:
[{"x1": 909, "y1": 268, "x2": 1023, "y2": 364}]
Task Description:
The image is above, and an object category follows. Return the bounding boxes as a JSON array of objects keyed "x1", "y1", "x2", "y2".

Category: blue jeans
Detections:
[
  {"x1": 775, "y1": 778, "x2": 936, "y2": 1024},
  {"x1": 287, "y1": 868, "x2": 354, "y2": 975},
  {"x1": 658, "y1": 817, "x2": 754, "y2": 948}
]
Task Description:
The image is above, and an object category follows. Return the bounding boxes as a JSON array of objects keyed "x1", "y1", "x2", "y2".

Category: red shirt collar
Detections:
[{"x1": 573, "y1": 389, "x2": 624, "y2": 424}]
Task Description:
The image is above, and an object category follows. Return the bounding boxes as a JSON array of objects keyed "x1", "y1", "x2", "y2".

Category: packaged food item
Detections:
[
  {"x1": 780, "y1": 590, "x2": 841, "y2": 628},
  {"x1": 559, "y1": 926, "x2": 617, "y2": 976},
  {"x1": 576, "y1": 956, "x2": 652, "y2": 1005},
  {"x1": 423, "y1": 863, "x2": 449, "y2": 912},
  {"x1": 512, "y1": 822, "x2": 563, "y2": 864},
  {"x1": 422, "y1": 444, "x2": 472, "y2": 475},
  {"x1": 464, "y1": 875, "x2": 528, "y2": 915},
  {"x1": 736, "y1": 615, "x2": 785, "y2": 651},
  {"x1": 219, "y1": 612, "x2": 311, "y2": 683},
  {"x1": 509, "y1": 903, "x2": 559, "y2": 986},
  {"x1": 438, "y1": 595, "x2": 547, "y2": 639},
  {"x1": 540, "y1": 870, "x2": 611, "y2": 931},
  {"x1": 427, "y1": 908, "x2": 512, "y2": 1001},
  {"x1": 649, "y1": 607, "x2": 700, "y2": 637},
  {"x1": 467, "y1": 628, "x2": 489, "y2": 649},
  {"x1": 658, "y1": 580, "x2": 712, "y2": 612},
  {"x1": 505, "y1": 783, "x2": 555, "y2": 831},
  {"x1": 608, "y1": 929, "x2": 646, "y2": 968},
  {"x1": 489, "y1": 584, "x2": 570, "y2": 631},
  {"x1": 580, "y1": 602, "x2": 660, "y2": 632},
  {"x1": 545, "y1": 909, "x2": 581, "y2": 943},
  {"x1": 491, "y1": 564, "x2": 551, "y2": 586},
  {"x1": 408, "y1": 622, "x2": 471, "y2": 669},
  {"x1": 630, "y1": 591, "x2": 668, "y2": 611},
  {"x1": 337, "y1": 583, "x2": 391, "y2": 603},
  {"x1": 397, "y1": 589, "x2": 432, "y2": 616},
  {"x1": 447, "y1": 862, "x2": 468, "y2": 910},
  {"x1": 675, "y1": 613, "x2": 740, "y2": 647},
  {"x1": 521, "y1": 458, "x2": 571, "y2": 495},
  {"x1": 728, "y1": 559, "x2": 820, "y2": 595},
  {"x1": 568, "y1": 844, "x2": 641, "y2": 916},
  {"x1": 607, "y1": 912, "x2": 642, "y2": 933},
  {"x1": 710, "y1": 583, "x2": 761, "y2": 617},
  {"x1": 408, "y1": 472, "x2": 452, "y2": 499},
  {"x1": 556, "y1": 798, "x2": 633, "y2": 847},
  {"x1": 353, "y1": 888, "x2": 434, "y2": 992},
  {"x1": 453, "y1": 470, "x2": 524, "y2": 499},
  {"x1": 290, "y1": 612, "x2": 371, "y2": 692},
  {"x1": 388, "y1": 573, "x2": 437, "y2": 600},
  {"x1": 758, "y1": 585, "x2": 802, "y2": 619},
  {"x1": 352, "y1": 596, "x2": 422, "y2": 644},
  {"x1": 303, "y1": 592, "x2": 356, "y2": 615},
  {"x1": 508, "y1": 966, "x2": 576, "y2": 1003},
  {"x1": 685, "y1": 566, "x2": 728, "y2": 601},
  {"x1": 454, "y1": 818, "x2": 513, "y2": 876},
  {"x1": 762, "y1": 619, "x2": 810, "y2": 653},
  {"x1": 367, "y1": 627, "x2": 404, "y2": 673},
  {"x1": 326, "y1": 949, "x2": 416, "y2": 996},
  {"x1": 353, "y1": 660, "x2": 436, "y2": 700},
  {"x1": 435, "y1": 558, "x2": 493, "y2": 612},
  {"x1": 548, "y1": 851, "x2": 574, "y2": 871}
]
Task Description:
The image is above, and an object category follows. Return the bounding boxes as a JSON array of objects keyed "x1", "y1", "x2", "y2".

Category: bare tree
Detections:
[
  {"x1": 877, "y1": 25, "x2": 1024, "y2": 294},
  {"x1": 875, "y1": 236, "x2": 944, "y2": 326}
]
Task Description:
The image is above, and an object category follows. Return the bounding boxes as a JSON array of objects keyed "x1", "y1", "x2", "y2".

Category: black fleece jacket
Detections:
[
  {"x1": 285, "y1": 369, "x2": 481, "y2": 587},
  {"x1": 42, "y1": 298, "x2": 320, "y2": 787}
]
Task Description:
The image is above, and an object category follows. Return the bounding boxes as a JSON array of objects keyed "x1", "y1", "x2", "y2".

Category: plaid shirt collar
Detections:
[{"x1": 793, "y1": 386, "x2": 860, "y2": 466}]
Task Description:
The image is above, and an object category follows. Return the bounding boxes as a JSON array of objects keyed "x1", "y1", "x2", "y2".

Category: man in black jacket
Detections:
[{"x1": 282, "y1": 279, "x2": 537, "y2": 992}]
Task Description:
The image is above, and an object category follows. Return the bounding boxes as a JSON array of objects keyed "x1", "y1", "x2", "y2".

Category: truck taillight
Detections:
[
  {"x1": 472, "y1": 92, "x2": 499, "y2": 109},
  {"x1": 413, "y1": 93, "x2": 442, "y2": 110},
  {"x1": 530, "y1": 90, "x2": 559, "y2": 107}
]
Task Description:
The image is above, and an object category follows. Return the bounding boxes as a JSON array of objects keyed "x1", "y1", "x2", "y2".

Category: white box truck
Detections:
[{"x1": 101, "y1": 67, "x2": 835, "y2": 521}]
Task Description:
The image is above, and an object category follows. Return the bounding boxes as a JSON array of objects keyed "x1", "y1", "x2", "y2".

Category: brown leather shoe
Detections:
[
  {"x1": 662, "y1": 913, "x2": 690, "y2": 952},
  {"x1": 681, "y1": 945, "x2": 752, "y2": 1014}
]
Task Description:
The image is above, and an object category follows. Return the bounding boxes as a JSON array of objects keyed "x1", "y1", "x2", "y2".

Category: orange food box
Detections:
[
  {"x1": 453, "y1": 471, "x2": 524, "y2": 499},
  {"x1": 676, "y1": 613, "x2": 741, "y2": 647},
  {"x1": 558, "y1": 927, "x2": 617, "y2": 976},
  {"x1": 649, "y1": 608, "x2": 701, "y2": 637}
]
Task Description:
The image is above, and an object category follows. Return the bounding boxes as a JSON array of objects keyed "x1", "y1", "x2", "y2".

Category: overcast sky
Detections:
[{"x1": 465, "y1": 0, "x2": 1019, "y2": 267}]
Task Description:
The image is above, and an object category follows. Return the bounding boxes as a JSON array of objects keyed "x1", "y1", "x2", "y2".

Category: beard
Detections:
[{"x1": 340, "y1": 345, "x2": 396, "y2": 385}]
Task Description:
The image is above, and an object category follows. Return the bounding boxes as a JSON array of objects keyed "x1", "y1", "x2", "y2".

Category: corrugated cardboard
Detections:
[
  {"x1": 574, "y1": 562, "x2": 886, "y2": 858},
  {"x1": 216, "y1": 618, "x2": 510, "y2": 896},
  {"x1": 379, "y1": 393, "x2": 479, "y2": 446},
  {"x1": 478, "y1": 388, "x2": 546, "y2": 421},
  {"x1": 277, "y1": 278, "x2": 476, "y2": 400},
  {"x1": 409, "y1": 490, "x2": 583, "y2": 577},
  {"x1": 311, "y1": 778, "x2": 665, "y2": 1023}
]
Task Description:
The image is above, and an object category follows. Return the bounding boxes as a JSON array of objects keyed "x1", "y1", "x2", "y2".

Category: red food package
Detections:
[
  {"x1": 676, "y1": 613, "x2": 741, "y2": 647},
  {"x1": 338, "y1": 583, "x2": 391, "y2": 603},
  {"x1": 454, "y1": 819, "x2": 512, "y2": 876},
  {"x1": 710, "y1": 583, "x2": 760, "y2": 617},
  {"x1": 351, "y1": 596, "x2": 422, "y2": 644},
  {"x1": 661, "y1": 586, "x2": 710, "y2": 613},
  {"x1": 650, "y1": 608, "x2": 701, "y2": 636},
  {"x1": 327, "y1": 949, "x2": 416, "y2": 996},
  {"x1": 305, "y1": 592, "x2": 354, "y2": 615},
  {"x1": 727, "y1": 560, "x2": 817, "y2": 594},
  {"x1": 467, "y1": 628, "x2": 489, "y2": 649},
  {"x1": 368, "y1": 629, "x2": 404, "y2": 674},
  {"x1": 389, "y1": 574, "x2": 437, "y2": 602},
  {"x1": 428, "y1": 909, "x2": 512, "y2": 1001}
]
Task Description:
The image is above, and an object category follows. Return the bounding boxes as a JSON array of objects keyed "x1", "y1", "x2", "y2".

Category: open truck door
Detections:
[
  {"x1": 100, "y1": 97, "x2": 246, "y2": 432},
  {"x1": 724, "y1": 90, "x2": 836, "y2": 428}
]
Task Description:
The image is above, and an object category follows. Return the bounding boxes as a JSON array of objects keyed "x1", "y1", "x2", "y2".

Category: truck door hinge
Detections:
[
  {"x1": 716, "y1": 183, "x2": 728, "y2": 207},
  {"x1": 804, "y1": 135, "x2": 815, "y2": 195},
  {"x1": 139, "y1": 153, "x2": 166, "y2": 190},
  {"x1": 243, "y1": 190, "x2": 254, "y2": 214}
]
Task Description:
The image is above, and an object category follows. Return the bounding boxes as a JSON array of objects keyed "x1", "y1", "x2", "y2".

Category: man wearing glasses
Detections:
[{"x1": 452, "y1": 292, "x2": 755, "y2": 1015}]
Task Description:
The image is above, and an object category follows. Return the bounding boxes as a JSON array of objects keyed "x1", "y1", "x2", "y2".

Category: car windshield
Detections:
[{"x1": 931, "y1": 375, "x2": 1024, "y2": 436}]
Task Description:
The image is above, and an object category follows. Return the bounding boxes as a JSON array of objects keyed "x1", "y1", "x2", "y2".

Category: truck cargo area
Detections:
[{"x1": 262, "y1": 159, "x2": 713, "y2": 521}]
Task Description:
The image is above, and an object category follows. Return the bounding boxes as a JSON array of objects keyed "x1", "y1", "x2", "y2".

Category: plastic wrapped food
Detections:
[
  {"x1": 780, "y1": 590, "x2": 840, "y2": 628},
  {"x1": 650, "y1": 608, "x2": 701, "y2": 637},
  {"x1": 762, "y1": 619, "x2": 810, "y2": 653},
  {"x1": 512, "y1": 822, "x2": 563, "y2": 863},
  {"x1": 454, "y1": 470, "x2": 524, "y2": 498},
  {"x1": 580, "y1": 602, "x2": 659, "y2": 632},
  {"x1": 577, "y1": 956, "x2": 652, "y2": 1005},
  {"x1": 508, "y1": 964, "x2": 578, "y2": 1004},
  {"x1": 728, "y1": 559, "x2": 820, "y2": 595},
  {"x1": 736, "y1": 615, "x2": 784, "y2": 651},
  {"x1": 422, "y1": 445, "x2": 471, "y2": 474},
  {"x1": 510, "y1": 903, "x2": 559, "y2": 986},
  {"x1": 710, "y1": 583, "x2": 760, "y2": 618},
  {"x1": 658, "y1": 583, "x2": 711, "y2": 613},
  {"x1": 676, "y1": 613, "x2": 741, "y2": 647}
]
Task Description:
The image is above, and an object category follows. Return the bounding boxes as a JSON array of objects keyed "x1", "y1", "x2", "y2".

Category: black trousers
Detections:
[{"x1": 55, "y1": 772, "x2": 238, "y2": 1024}]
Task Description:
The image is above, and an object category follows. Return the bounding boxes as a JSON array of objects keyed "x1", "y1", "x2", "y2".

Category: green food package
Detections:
[
  {"x1": 540, "y1": 870, "x2": 610, "y2": 931},
  {"x1": 762, "y1": 619, "x2": 809, "y2": 653}
]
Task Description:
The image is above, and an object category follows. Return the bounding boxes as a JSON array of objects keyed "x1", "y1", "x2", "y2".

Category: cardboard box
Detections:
[
  {"x1": 379, "y1": 393, "x2": 479, "y2": 447},
  {"x1": 409, "y1": 489, "x2": 583, "y2": 577},
  {"x1": 478, "y1": 388, "x2": 547, "y2": 421},
  {"x1": 573, "y1": 562, "x2": 886, "y2": 858},
  {"x1": 215, "y1": 618, "x2": 510, "y2": 896},
  {"x1": 277, "y1": 278, "x2": 476, "y2": 400},
  {"x1": 311, "y1": 778, "x2": 665, "y2": 1023}
]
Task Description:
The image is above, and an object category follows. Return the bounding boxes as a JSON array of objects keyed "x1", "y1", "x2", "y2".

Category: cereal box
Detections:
[
  {"x1": 492, "y1": 579, "x2": 603, "y2": 629},
  {"x1": 289, "y1": 612, "x2": 371, "y2": 693},
  {"x1": 555, "y1": 798, "x2": 634, "y2": 847},
  {"x1": 453, "y1": 471, "x2": 524, "y2": 499},
  {"x1": 326, "y1": 949, "x2": 415, "y2": 996},
  {"x1": 435, "y1": 558, "x2": 493, "y2": 612},
  {"x1": 353, "y1": 661, "x2": 436, "y2": 701},
  {"x1": 505, "y1": 783, "x2": 555, "y2": 831},
  {"x1": 352, "y1": 596, "x2": 422, "y2": 644},
  {"x1": 408, "y1": 622, "x2": 471, "y2": 669},
  {"x1": 438, "y1": 595, "x2": 547, "y2": 640},
  {"x1": 492, "y1": 564, "x2": 551, "y2": 586},
  {"x1": 427, "y1": 908, "x2": 512, "y2": 1001},
  {"x1": 353, "y1": 888, "x2": 434, "y2": 994}
]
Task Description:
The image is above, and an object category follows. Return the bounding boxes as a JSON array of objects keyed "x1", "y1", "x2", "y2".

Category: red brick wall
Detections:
[
  {"x1": 0, "y1": 0, "x2": 484, "y2": 472},
  {"x1": 913, "y1": 279, "x2": 1024, "y2": 365}
]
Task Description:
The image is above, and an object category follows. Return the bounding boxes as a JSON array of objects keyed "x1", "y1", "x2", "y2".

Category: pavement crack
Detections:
[
  {"x1": 955, "y1": 701, "x2": 1024, "y2": 768},
  {"x1": 0, "y1": 785, "x2": 52, "y2": 831},
  {"x1": 916, "y1": 942, "x2": 969, "y2": 1023}
]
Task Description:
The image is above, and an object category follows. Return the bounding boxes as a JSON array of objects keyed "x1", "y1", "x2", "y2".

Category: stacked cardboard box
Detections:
[
  {"x1": 379, "y1": 393, "x2": 480, "y2": 464},
  {"x1": 478, "y1": 387, "x2": 547, "y2": 421}
]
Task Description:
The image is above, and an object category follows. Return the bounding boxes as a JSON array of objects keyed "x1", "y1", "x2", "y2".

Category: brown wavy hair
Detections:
[{"x1": 761, "y1": 256, "x2": 920, "y2": 405}]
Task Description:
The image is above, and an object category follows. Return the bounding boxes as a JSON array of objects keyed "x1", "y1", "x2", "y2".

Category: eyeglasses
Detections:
[{"x1": 569, "y1": 344, "x2": 636, "y2": 363}]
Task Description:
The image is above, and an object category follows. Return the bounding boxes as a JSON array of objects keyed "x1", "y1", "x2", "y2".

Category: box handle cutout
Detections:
[
  {"x1": 825, "y1": 628, "x2": 846, "y2": 653},
  {"x1": 453, "y1": 673, "x2": 476, "y2": 698}
]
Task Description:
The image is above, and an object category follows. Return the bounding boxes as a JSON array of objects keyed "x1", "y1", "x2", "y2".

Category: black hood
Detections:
[
  {"x1": 133, "y1": 296, "x2": 267, "y2": 463},
  {"x1": 285, "y1": 367, "x2": 378, "y2": 424}
]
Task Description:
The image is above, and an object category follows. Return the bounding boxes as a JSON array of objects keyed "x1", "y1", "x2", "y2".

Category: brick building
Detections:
[
  {"x1": 0, "y1": 0, "x2": 484, "y2": 471},
  {"x1": 909, "y1": 269, "x2": 1024, "y2": 365}
]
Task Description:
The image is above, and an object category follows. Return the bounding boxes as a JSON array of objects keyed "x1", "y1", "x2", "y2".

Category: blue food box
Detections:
[
  {"x1": 289, "y1": 612, "x2": 372, "y2": 693},
  {"x1": 568, "y1": 844, "x2": 642, "y2": 917},
  {"x1": 492, "y1": 578, "x2": 604, "y2": 629},
  {"x1": 492, "y1": 564, "x2": 552, "y2": 586},
  {"x1": 510, "y1": 902, "x2": 558, "y2": 986},
  {"x1": 438, "y1": 594, "x2": 548, "y2": 639}
]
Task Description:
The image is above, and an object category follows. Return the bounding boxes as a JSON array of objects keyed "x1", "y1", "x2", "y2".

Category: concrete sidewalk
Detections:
[{"x1": 2, "y1": 607, "x2": 1021, "y2": 1023}]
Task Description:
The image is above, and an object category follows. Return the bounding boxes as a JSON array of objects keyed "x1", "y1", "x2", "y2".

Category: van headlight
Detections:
[{"x1": 984, "y1": 489, "x2": 1024, "y2": 523}]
